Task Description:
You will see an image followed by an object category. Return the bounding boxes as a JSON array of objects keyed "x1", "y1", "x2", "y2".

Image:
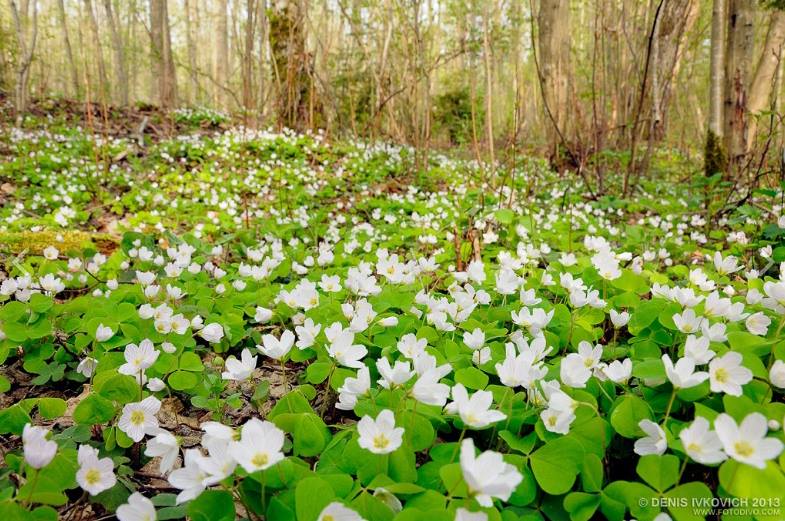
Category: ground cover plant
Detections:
[{"x1": 2, "y1": 115, "x2": 785, "y2": 521}]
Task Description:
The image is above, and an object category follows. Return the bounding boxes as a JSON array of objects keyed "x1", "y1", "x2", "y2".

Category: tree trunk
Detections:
[
  {"x1": 242, "y1": 0, "x2": 257, "y2": 114},
  {"x1": 56, "y1": 0, "x2": 79, "y2": 98},
  {"x1": 704, "y1": 0, "x2": 727, "y2": 176},
  {"x1": 216, "y1": 0, "x2": 229, "y2": 108},
  {"x1": 151, "y1": 0, "x2": 176, "y2": 107},
  {"x1": 184, "y1": 0, "x2": 199, "y2": 104},
  {"x1": 746, "y1": 11, "x2": 785, "y2": 151},
  {"x1": 537, "y1": 0, "x2": 571, "y2": 160},
  {"x1": 103, "y1": 0, "x2": 128, "y2": 106},
  {"x1": 83, "y1": 0, "x2": 109, "y2": 101},
  {"x1": 257, "y1": 0, "x2": 268, "y2": 121},
  {"x1": 723, "y1": 0, "x2": 754, "y2": 170},
  {"x1": 9, "y1": 0, "x2": 38, "y2": 119}
]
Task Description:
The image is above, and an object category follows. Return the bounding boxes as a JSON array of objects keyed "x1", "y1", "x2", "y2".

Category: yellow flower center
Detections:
[
  {"x1": 323, "y1": 516, "x2": 335, "y2": 521},
  {"x1": 734, "y1": 441, "x2": 755, "y2": 457},
  {"x1": 687, "y1": 442, "x2": 701, "y2": 452},
  {"x1": 714, "y1": 368, "x2": 728, "y2": 383},
  {"x1": 85, "y1": 468, "x2": 102, "y2": 485},
  {"x1": 373, "y1": 434, "x2": 390, "y2": 449},
  {"x1": 584, "y1": 358, "x2": 594, "y2": 368},
  {"x1": 547, "y1": 416, "x2": 557, "y2": 427},
  {"x1": 252, "y1": 452, "x2": 269, "y2": 467},
  {"x1": 130, "y1": 410, "x2": 146, "y2": 426}
]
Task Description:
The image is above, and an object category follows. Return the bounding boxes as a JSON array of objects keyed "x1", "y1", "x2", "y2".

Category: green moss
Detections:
[
  {"x1": 0, "y1": 231, "x2": 118, "y2": 255},
  {"x1": 704, "y1": 130, "x2": 727, "y2": 177}
]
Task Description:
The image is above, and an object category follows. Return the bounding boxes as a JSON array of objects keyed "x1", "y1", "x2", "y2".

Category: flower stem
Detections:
[{"x1": 663, "y1": 388, "x2": 677, "y2": 425}]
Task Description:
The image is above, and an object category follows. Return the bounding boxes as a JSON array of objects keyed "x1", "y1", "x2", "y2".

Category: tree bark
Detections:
[
  {"x1": 746, "y1": 10, "x2": 785, "y2": 151},
  {"x1": 103, "y1": 0, "x2": 129, "y2": 106},
  {"x1": 216, "y1": 0, "x2": 229, "y2": 108},
  {"x1": 56, "y1": 0, "x2": 79, "y2": 98},
  {"x1": 537, "y1": 0, "x2": 571, "y2": 159},
  {"x1": 83, "y1": 0, "x2": 109, "y2": 101},
  {"x1": 723, "y1": 0, "x2": 755, "y2": 169},
  {"x1": 151, "y1": 0, "x2": 177, "y2": 107},
  {"x1": 705, "y1": 0, "x2": 727, "y2": 176},
  {"x1": 242, "y1": 0, "x2": 257, "y2": 114},
  {"x1": 9, "y1": 0, "x2": 38, "y2": 119}
]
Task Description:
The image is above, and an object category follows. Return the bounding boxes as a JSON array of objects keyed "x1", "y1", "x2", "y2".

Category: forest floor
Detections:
[{"x1": 1, "y1": 106, "x2": 785, "y2": 521}]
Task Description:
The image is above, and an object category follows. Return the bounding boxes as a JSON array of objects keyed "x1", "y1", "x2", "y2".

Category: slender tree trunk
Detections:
[
  {"x1": 723, "y1": 0, "x2": 754, "y2": 171},
  {"x1": 257, "y1": 0, "x2": 268, "y2": 121},
  {"x1": 151, "y1": 0, "x2": 176, "y2": 107},
  {"x1": 242, "y1": 0, "x2": 257, "y2": 114},
  {"x1": 537, "y1": 0, "x2": 571, "y2": 160},
  {"x1": 705, "y1": 0, "x2": 727, "y2": 176},
  {"x1": 482, "y1": 2, "x2": 495, "y2": 173},
  {"x1": 83, "y1": 0, "x2": 109, "y2": 102},
  {"x1": 184, "y1": 0, "x2": 199, "y2": 104},
  {"x1": 56, "y1": 0, "x2": 79, "y2": 98},
  {"x1": 216, "y1": 0, "x2": 229, "y2": 108},
  {"x1": 9, "y1": 0, "x2": 38, "y2": 120},
  {"x1": 103, "y1": 0, "x2": 128, "y2": 106},
  {"x1": 746, "y1": 11, "x2": 785, "y2": 151}
]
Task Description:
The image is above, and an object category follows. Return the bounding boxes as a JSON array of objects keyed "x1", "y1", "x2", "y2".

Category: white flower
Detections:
[
  {"x1": 22, "y1": 424, "x2": 57, "y2": 469},
  {"x1": 770, "y1": 360, "x2": 785, "y2": 388},
  {"x1": 76, "y1": 357, "x2": 98, "y2": 378},
  {"x1": 679, "y1": 417, "x2": 726, "y2": 465},
  {"x1": 119, "y1": 340, "x2": 159, "y2": 376},
  {"x1": 746, "y1": 312, "x2": 771, "y2": 336},
  {"x1": 255, "y1": 306, "x2": 273, "y2": 323},
  {"x1": 117, "y1": 492, "x2": 157, "y2": 521},
  {"x1": 376, "y1": 357, "x2": 415, "y2": 389},
  {"x1": 609, "y1": 309, "x2": 630, "y2": 328},
  {"x1": 43, "y1": 246, "x2": 59, "y2": 260},
  {"x1": 672, "y1": 309, "x2": 704, "y2": 334},
  {"x1": 713, "y1": 252, "x2": 742, "y2": 275},
  {"x1": 460, "y1": 438, "x2": 523, "y2": 507},
  {"x1": 295, "y1": 318, "x2": 321, "y2": 349},
  {"x1": 560, "y1": 354, "x2": 592, "y2": 388},
  {"x1": 228, "y1": 418, "x2": 285, "y2": 473},
  {"x1": 397, "y1": 334, "x2": 427, "y2": 359},
  {"x1": 455, "y1": 508, "x2": 488, "y2": 521},
  {"x1": 683, "y1": 335, "x2": 715, "y2": 365},
  {"x1": 317, "y1": 502, "x2": 365, "y2": 521},
  {"x1": 76, "y1": 444, "x2": 116, "y2": 495},
  {"x1": 144, "y1": 430, "x2": 180, "y2": 475},
  {"x1": 168, "y1": 449, "x2": 207, "y2": 504},
  {"x1": 463, "y1": 328, "x2": 485, "y2": 350},
  {"x1": 118, "y1": 396, "x2": 162, "y2": 442},
  {"x1": 708, "y1": 352, "x2": 752, "y2": 396},
  {"x1": 326, "y1": 325, "x2": 367, "y2": 368},
  {"x1": 357, "y1": 409, "x2": 404, "y2": 454},
  {"x1": 222, "y1": 348, "x2": 257, "y2": 381},
  {"x1": 714, "y1": 413, "x2": 784, "y2": 469},
  {"x1": 199, "y1": 323, "x2": 224, "y2": 343},
  {"x1": 256, "y1": 329, "x2": 294, "y2": 360},
  {"x1": 601, "y1": 359, "x2": 632, "y2": 384},
  {"x1": 412, "y1": 362, "x2": 452, "y2": 407},
  {"x1": 634, "y1": 419, "x2": 667, "y2": 456},
  {"x1": 445, "y1": 384, "x2": 506, "y2": 429},
  {"x1": 540, "y1": 407, "x2": 576, "y2": 435},
  {"x1": 662, "y1": 354, "x2": 708, "y2": 389},
  {"x1": 336, "y1": 366, "x2": 371, "y2": 410},
  {"x1": 95, "y1": 324, "x2": 114, "y2": 342}
]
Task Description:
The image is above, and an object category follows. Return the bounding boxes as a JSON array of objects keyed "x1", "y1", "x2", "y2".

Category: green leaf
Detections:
[
  {"x1": 0, "y1": 404, "x2": 32, "y2": 434},
  {"x1": 37, "y1": 398, "x2": 66, "y2": 419},
  {"x1": 454, "y1": 367, "x2": 489, "y2": 390},
  {"x1": 581, "y1": 453, "x2": 604, "y2": 493},
  {"x1": 529, "y1": 436, "x2": 583, "y2": 495},
  {"x1": 609, "y1": 395, "x2": 652, "y2": 438},
  {"x1": 636, "y1": 454, "x2": 680, "y2": 493},
  {"x1": 168, "y1": 370, "x2": 199, "y2": 391},
  {"x1": 295, "y1": 477, "x2": 335, "y2": 521},
  {"x1": 305, "y1": 361, "x2": 332, "y2": 384},
  {"x1": 718, "y1": 461, "x2": 785, "y2": 521},
  {"x1": 293, "y1": 413, "x2": 331, "y2": 457},
  {"x1": 187, "y1": 490, "x2": 236, "y2": 521},
  {"x1": 664, "y1": 482, "x2": 713, "y2": 521},
  {"x1": 179, "y1": 351, "x2": 204, "y2": 371},
  {"x1": 73, "y1": 394, "x2": 116, "y2": 425},
  {"x1": 564, "y1": 492, "x2": 601, "y2": 521}
]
